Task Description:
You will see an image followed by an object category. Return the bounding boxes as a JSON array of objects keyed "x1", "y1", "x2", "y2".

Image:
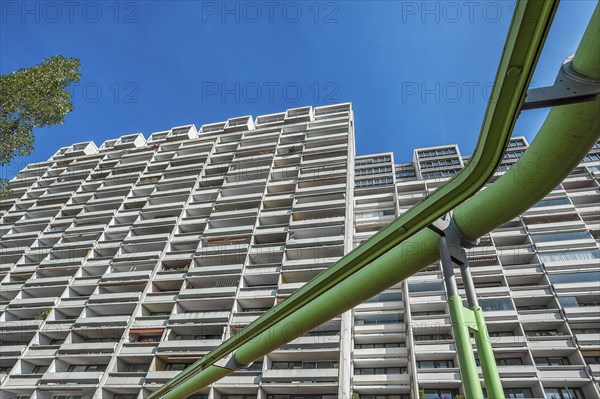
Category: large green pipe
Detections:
[
  {"x1": 454, "y1": 3, "x2": 600, "y2": 240},
  {"x1": 153, "y1": 2, "x2": 600, "y2": 398},
  {"x1": 150, "y1": 1, "x2": 558, "y2": 396}
]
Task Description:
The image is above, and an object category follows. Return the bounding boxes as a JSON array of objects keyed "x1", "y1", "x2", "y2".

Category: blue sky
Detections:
[{"x1": 1, "y1": 1, "x2": 597, "y2": 179}]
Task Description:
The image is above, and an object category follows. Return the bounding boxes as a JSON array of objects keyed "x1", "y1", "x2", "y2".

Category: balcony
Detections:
[
  {"x1": 538, "y1": 367, "x2": 590, "y2": 381},
  {"x1": 58, "y1": 341, "x2": 116, "y2": 354},
  {"x1": 158, "y1": 339, "x2": 222, "y2": 352},
  {"x1": 40, "y1": 371, "x2": 103, "y2": 384},
  {"x1": 74, "y1": 315, "x2": 130, "y2": 327},
  {"x1": 178, "y1": 286, "x2": 237, "y2": 299},
  {"x1": 354, "y1": 347, "x2": 407, "y2": 359},
  {"x1": 354, "y1": 372, "x2": 411, "y2": 386},
  {"x1": 262, "y1": 367, "x2": 338, "y2": 382},
  {"x1": 89, "y1": 291, "x2": 142, "y2": 303},
  {"x1": 168, "y1": 311, "x2": 230, "y2": 324}
]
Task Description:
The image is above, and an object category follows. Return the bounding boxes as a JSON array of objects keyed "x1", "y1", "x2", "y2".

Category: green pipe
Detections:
[
  {"x1": 473, "y1": 306, "x2": 503, "y2": 398},
  {"x1": 447, "y1": 295, "x2": 483, "y2": 399},
  {"x1": 573, "y1": 4, "x2": 599, "y2": 78},
  {"x1": 454, "y1": 3, "x2": 600, "y2": 241},
  {"x1": 149, "y1": 1, "x2": 558, "y2": 396}
]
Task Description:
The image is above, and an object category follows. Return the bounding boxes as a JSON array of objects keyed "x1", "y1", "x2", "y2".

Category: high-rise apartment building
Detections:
[{"x1": 0, "y1": 103, "x2": 598, "y2": 399}]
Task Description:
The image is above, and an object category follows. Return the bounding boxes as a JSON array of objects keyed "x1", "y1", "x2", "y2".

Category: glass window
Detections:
[
  {"x1": 535, "y1": 357, "x2": 570, "y2": 366},
  {"x1": 504, "y1": 387, "x2": 534, "y2": 398},
  {"x1": 539, "y1": 249, "x2": 600, "y2": 263},
  {"x1": 355, "y1": 313, "x2": 402, "y2": 325},
  {"x1": 479, "y1": 298, "x2": 514, "y2": 311},
  {"x1": 545, "y1": 387, "x2": 585, "y2": 399},
  {"x1": 422, "y1": 389, "x2": 458, "y2": 399},
  {"x1": 365, "y1": 291, "x2": 403, "y2": 302},
  {"x1": 584, "y1": 356, "x2": 600, "y2": 365},
  {"x1": 32, "y1": 365, "x2": 48, "y2": 373},
  {"x1": 417, "y1": 360, "x2": 454, "y2": 368},
  {"x1": 583, "y1": 153, "x2": 600, "y2": 162},
  {"x1": 548, "y1": 271, "x2": 600, "y2": 284},
  {"x1": 533, "y1": 197, "x2": 571, "y2": 207},
  {"x1": 531, "y1": 230, "x2": 591, "y2": 243},
  {"x1": 126, "y1": 363, "x2": 149, "y2": 372},
  {"x1": 164, "y1": 363, "x2": 188, "y2": 371},
  {"x1": 408, "y1": 281, "x2": 444, "y2": 293},
  {"x1": 497, "y1": 358, "x2": 523, "y2": 366},
  {"x1": 558, "y1": 296, "x2": 580, "y2": 308}
]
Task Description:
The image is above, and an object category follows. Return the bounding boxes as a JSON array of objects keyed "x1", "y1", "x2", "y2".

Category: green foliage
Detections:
[
  {"x1": 351, "y1": 393, "x2": 360, "y2": 399},
  {"x1": 140, "y1": 177, "x2": 159, "y2": 184},
  {"x1": 419, "y1": 389, "x2": 425, "y2": 399},
  {"x1": 0, "y1": 179, "x2": 10, "y2": 200},
  {"x1": 288, "y1": 145, "x2": 298, "y2": 154},
  {"x1": 34, "y1": 308, "x2": 52, "y2": 321},
  {"x1": 0, "y1": 55, "x2": 81, "y2": 197}
]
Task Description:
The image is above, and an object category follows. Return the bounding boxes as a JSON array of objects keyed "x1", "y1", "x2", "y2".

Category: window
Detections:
[
  {"x1": 533, "y1": 197, "x2": 571, "y2": 207},
  {"x1": 476, "y1": 357, "x2": 523, "y2": 366},
  {"x1": 421, "y1": 169, "x2": 458, "y2": 180},
  {"x1": 67, "y1": 364, "x2": 106, "y2": 372},
  {"x1": 535, "y1": 357, "x2": 570, "y2": 366},
  {"x1": 503, "y1": 387, "x2": 534, "y2": 398},
  {"x1": 508, "y1": 140, "x2": 526, "y2": 148},
  {"x1": 164, "y1": 363, "x2": 189, "y2": 371},
  {"x1": 355, "y1": 166, "x2": 392, "y2": 176},
  {"x1": 126, "y1": 363, "x2": 149, "y2": 372},
  {"x1": 558, "y1": 296, "x2": 600, "y2": 308},
  {"x1": 355, "y1": 313, "x2": 402, "y2": 325},
  {"x1": 478, "y1": 298, "x2": 514, "y2": 311},
  {"x1": 409, "y1": 281, "x2": 444, "y2": 293},
  {"x1": 422, "y1": 389, "x2": 458, "y2": 399},
  {"x1": 396, "y1": 167, "x2": 416, "y2": 179},
  {"x1": 583, "y1": 153, "x2": 600, "y2": 162},
  {"x1": 220, "y1": 395, "x2": 257, "y2": 399},
  {"x1": 417, "y1": 148, "x2": 457, "y2": 158},
  {"x1": 355, "y1": 342, "x2": 401, "y2": 349},
  {"x1": 414, "y1": 333, "x2": 453, "y2": 341},
  {"x1": 417, "y1": 360, "x2": 454, "y2": 368},
  {"x1": 365, "y1": 291, "x2": 402, "y2": 302},
  {"x1": 355, "y1": 177, "x2": 393, "y2": 187},
  {"x1": 355, "y1": 156, "x2": 391, "y2": 165},
  {"x1": 584, "y1": 356, "x2": 600, "y2": 364},
  {"x1": 419, "y1": 158, "x2": 460, "y2": 169},
  {"x1": 355, "y1": 367, "x2": 406, "y2": 374},
  {"x1": 503, "y1": 150, "x2": 525, "y2": 159},
  {"x1": 531, "y1": 230, "x2": 591, "y2": 243},
  {"x1": 544, "y1": 387, "x2": 585, "y2": 399},
  {"x1": 271, "y1": 361, "x2": 338, "y2": 370},
  {"x1": 356, "y1": 210, "x2": 385, "y2": 219},
  {"x1": 548, "y1": 271, "x2": 600, "y2": 284},
  {"x1": 32, "y1": 365, "x2": 48, "y2": 373},
  {"x1": 538, "y1": 249, "x2": 600, "y2": 263},
  {"x1": 497, "y1": 358, "x2": 523, "y2": 366}
]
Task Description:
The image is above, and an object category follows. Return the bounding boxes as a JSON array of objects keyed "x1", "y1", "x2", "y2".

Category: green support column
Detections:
[
  {"x1": 473, "y1": 306, "x2": 504, "y2": 398},
  {"x1": 447, "y1": 295, "x2": 483, "y2": 399}
]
